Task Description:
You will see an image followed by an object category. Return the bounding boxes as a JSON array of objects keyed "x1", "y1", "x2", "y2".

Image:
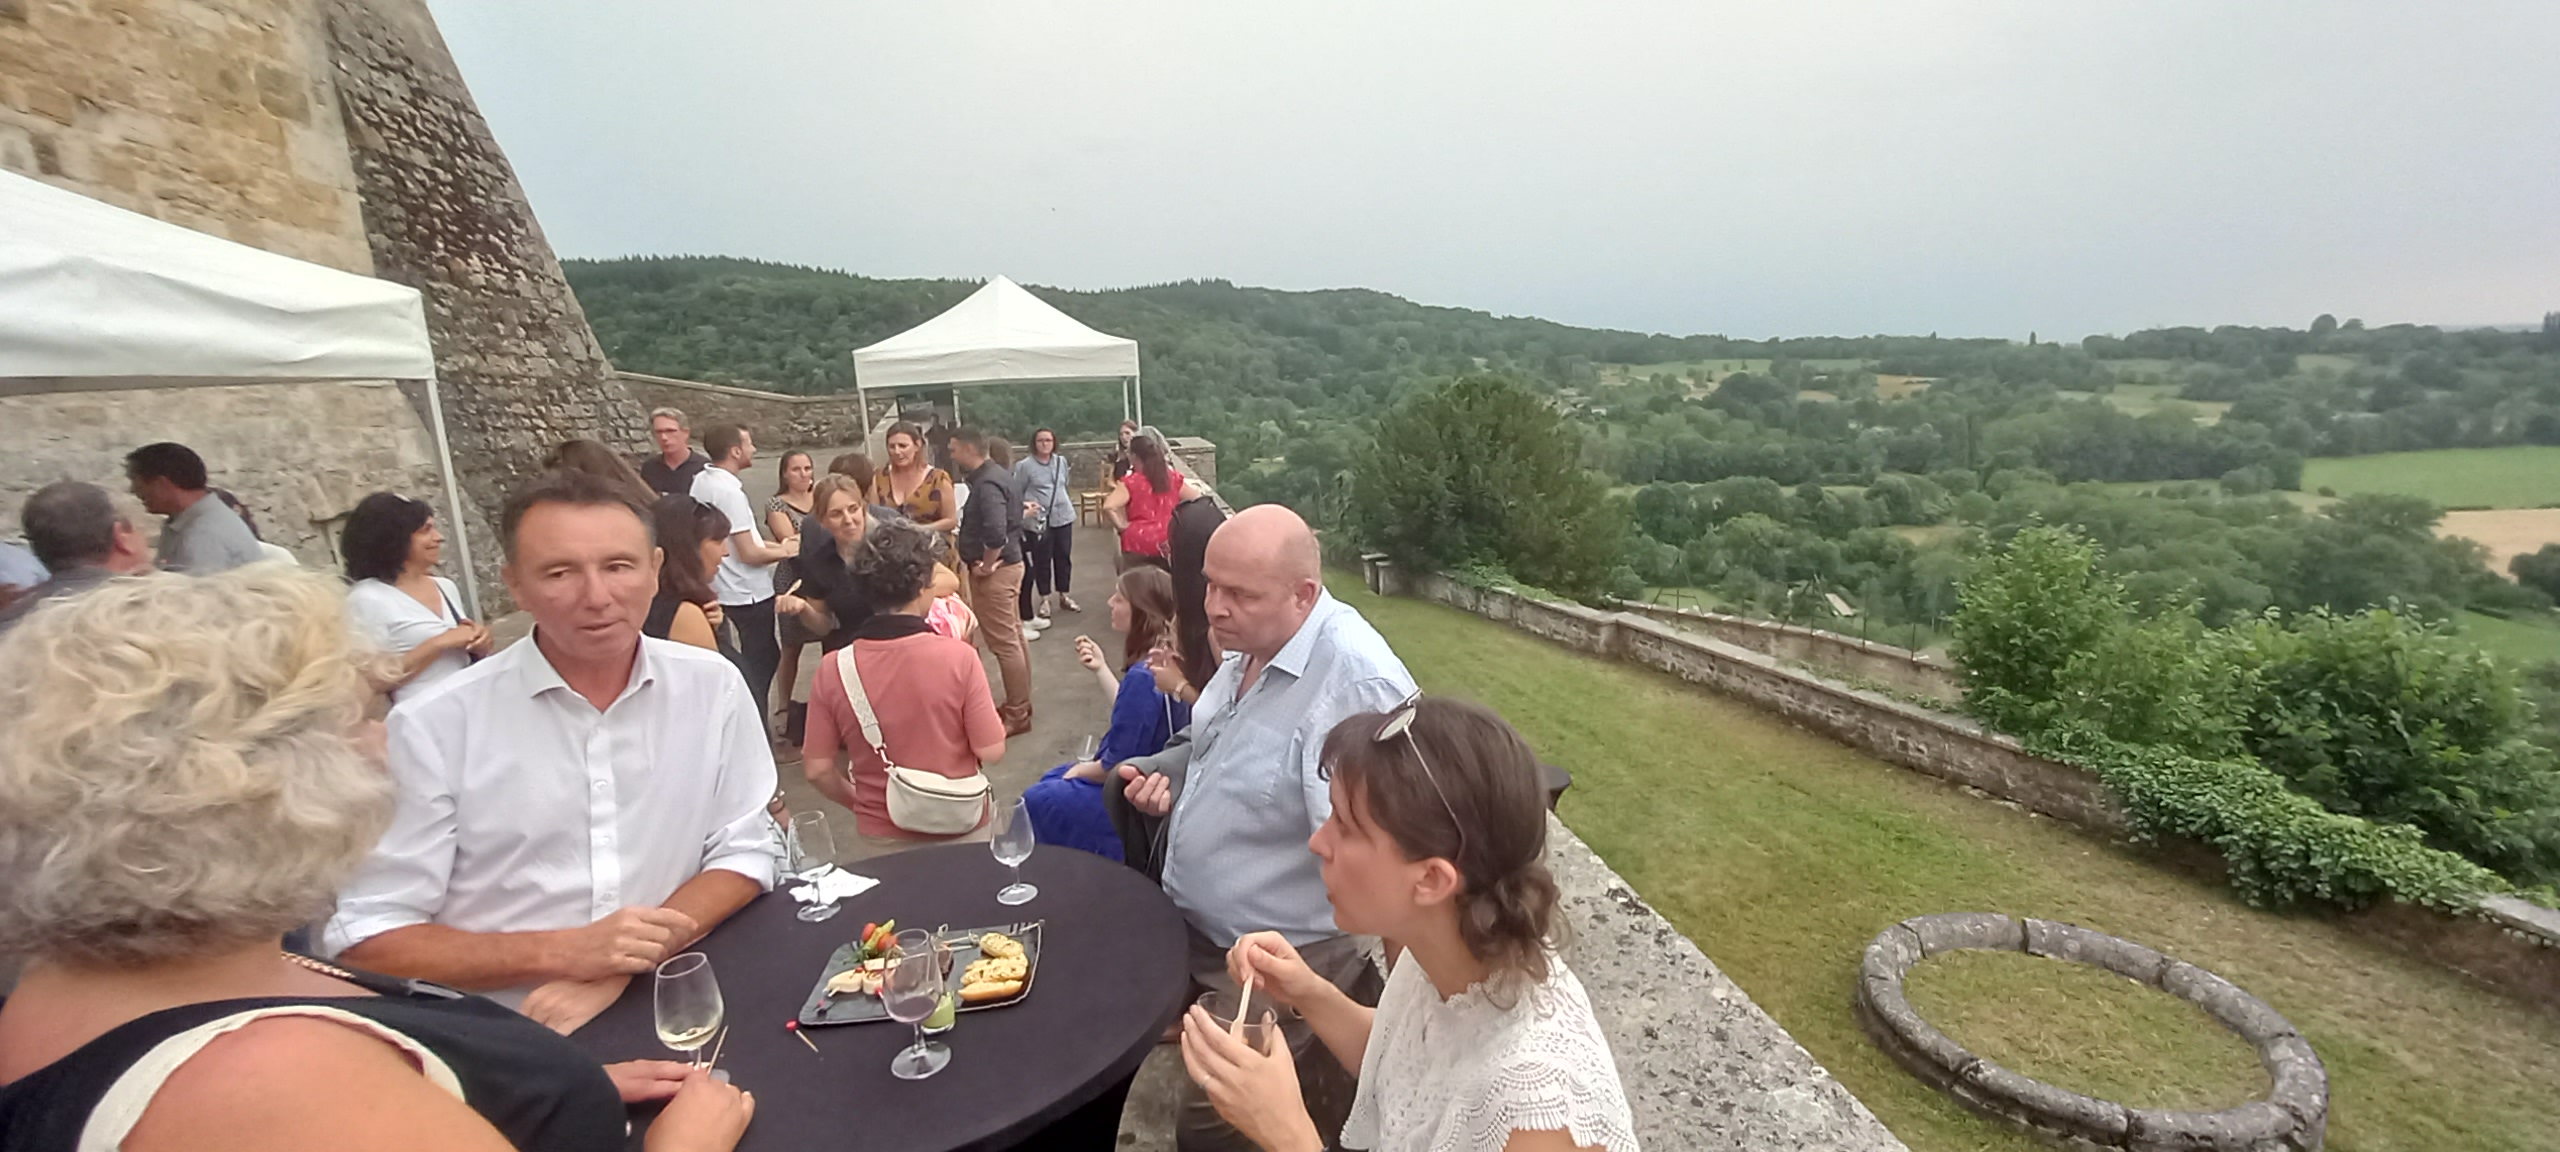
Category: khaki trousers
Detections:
[
  {"x1": 968, "y1": 561, "x2": 1032, "y2": 724},
  {"x1": 1176, "y1": 926, "x2": 1382, "y2": 1152}
]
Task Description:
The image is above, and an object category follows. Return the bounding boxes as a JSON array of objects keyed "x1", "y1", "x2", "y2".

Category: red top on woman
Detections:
[{"x1": 1117, "y1": 468, "x2": 1186, "y2": 559}]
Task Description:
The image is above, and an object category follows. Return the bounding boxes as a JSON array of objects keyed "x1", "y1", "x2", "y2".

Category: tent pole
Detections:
[
  {"x1": 855, "y1": 381, "x2": 868, "y2": 452},
  {"x1": 1133, "y1": 368, "x2": 1146, "y2": 429},
  {"x1": 422, "y1": 373, "x2": 482, "y2": 618},
  {"x1": 951, "y1": 386, "x2": 961, "y2": 428}
]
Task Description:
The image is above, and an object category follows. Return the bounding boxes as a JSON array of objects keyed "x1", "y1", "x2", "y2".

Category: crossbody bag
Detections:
[{"x1": 829, "y1": 647, "x2": 991, "y2": 835}]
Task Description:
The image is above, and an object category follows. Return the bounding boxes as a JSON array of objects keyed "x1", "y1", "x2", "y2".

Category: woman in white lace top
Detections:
[{"x1": 1179, "y1": 695, "x2": 1639, "y2": 1152}]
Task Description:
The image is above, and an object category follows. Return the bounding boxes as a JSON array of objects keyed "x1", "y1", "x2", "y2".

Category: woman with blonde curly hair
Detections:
[{"x1": 0, "y1": 569, "x2": 754, "y2": 1152}]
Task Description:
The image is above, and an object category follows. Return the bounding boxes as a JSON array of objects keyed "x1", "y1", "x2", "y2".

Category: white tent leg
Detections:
[
  {"x1": 422, "y1": 373, "x2": 482, "y2": 618},
  {"x1": 855, "y1": 382, "x2": 869, "y2": 450},
  {"x1": 951, "y1": 386, "x2": 962, "y2": 428},
  {"x1": 1132, "y1": 369, "x2": 1145, "y2": 429}
]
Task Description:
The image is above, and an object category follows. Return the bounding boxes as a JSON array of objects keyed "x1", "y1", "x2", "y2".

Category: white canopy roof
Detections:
[
  {"x1": 853, "y1": 275, "x2": 1137, "y2": 390},
  {"x1": 0, "y1": 168, "x2": 434, "y2": 385}
]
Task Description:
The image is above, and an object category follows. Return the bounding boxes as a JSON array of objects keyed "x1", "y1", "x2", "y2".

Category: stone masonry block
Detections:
[
  {"x1": 2161, "y1": 961, "x2": 2297, "y2": 1046},
  {"x1": 1861, "y1": 923, "x2": 1924, "y2": 983},
  {"x1": 2024, "y1": 918, "x2": 2173, "y2": 986},
  {"x1": 2259, "y1": 1033, "x2": 2327, "y2": 1129},
  {"x1": 1858, "y1": 974, "x2": 1974, "y2": 1073},
  {"x1": 2124, "y1": 1101, "x2": 2297, "y2": 1152},
  {"x1": 1906, "y1": 912, "x2": 2025, "y2": 957},
  {"x1": 1959, "y1": 1059, "x2": 2130, "y2": 1143}
]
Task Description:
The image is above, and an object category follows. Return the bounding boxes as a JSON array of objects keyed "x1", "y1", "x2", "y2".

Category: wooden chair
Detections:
[{"x1": 1077, "y1": 489, "x2": 1110, "y2": 528}]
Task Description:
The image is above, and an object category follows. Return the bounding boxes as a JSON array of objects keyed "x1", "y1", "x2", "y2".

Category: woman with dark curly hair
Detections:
[
  {"x1": 800, "y1": 520, "x2": 1004, "y2": 847},
  {"x1": 340, "y1": 492, "x2": 491, "y2": 703},
  {"x1": 1179, "y1": 696, "x2": 1636, "y2": 1152}
]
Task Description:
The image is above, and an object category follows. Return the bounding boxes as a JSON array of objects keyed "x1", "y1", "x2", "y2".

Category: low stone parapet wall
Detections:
[
  {"x1": 1610, "y1": 598, "x2": 1963, "y2": 704},
  {"x1": 614, "y1": 372, "x2": 874, "y2": 451}
]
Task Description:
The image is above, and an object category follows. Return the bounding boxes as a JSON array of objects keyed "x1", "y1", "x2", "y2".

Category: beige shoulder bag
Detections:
[{"x1": 831, "y1": 647, "x2": 991, "y2": 835}]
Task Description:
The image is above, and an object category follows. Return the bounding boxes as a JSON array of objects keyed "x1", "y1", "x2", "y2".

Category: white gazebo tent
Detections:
[
  {"x1": 0, "y1": 169, "x2": 481, "y2": 614},
  {"x1": 852, "y1": 275, "x2": 1143, "y2": 434}
]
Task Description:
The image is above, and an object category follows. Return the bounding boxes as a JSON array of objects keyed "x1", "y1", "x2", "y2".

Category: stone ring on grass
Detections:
[{"x1": 1854, "y1": 912, "x2": 2328, "y2": 1152}]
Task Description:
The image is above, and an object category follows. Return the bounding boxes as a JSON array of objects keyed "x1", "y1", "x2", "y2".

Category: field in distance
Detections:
[{"x1": 2302, "y1": 445, "x2": 2560, "y2": 509}]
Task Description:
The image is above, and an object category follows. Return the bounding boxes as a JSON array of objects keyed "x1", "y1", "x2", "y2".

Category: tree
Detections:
[
  {"x1": 1950, "y1": 527, "x2": 2128, "y2": 735},
  {"x1": 2310, "y1": 313, "x2": 2339, "y2": 338},
  {"x1": 1348, "y1": 374, "x2": 1628, "y2": 600},
  {"x1": 2513, "y1": 544, "x2": 2560, "y2": 602}
]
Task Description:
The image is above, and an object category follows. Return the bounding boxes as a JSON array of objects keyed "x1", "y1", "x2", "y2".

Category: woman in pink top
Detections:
[{"x1": 802, "y1": 520, "x2": 1008, "y2": 843}]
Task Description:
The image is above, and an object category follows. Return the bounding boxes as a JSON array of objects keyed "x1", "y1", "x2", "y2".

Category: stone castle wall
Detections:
[
  {"x1": 0, "y1": 0, "x2": 448, "y2": 572},
  {"x1": 0, "y1": 381, "x2": 444, "y2": 569},
  {"x1": 0, "y1": 0, "x2": 372, "y2": 273},
  {"x1": 0, "y1": 0, "x2": 668, "y2": 611},
  {"x1": 321, "y1": 0, "x2": 649, "y2": 608}
]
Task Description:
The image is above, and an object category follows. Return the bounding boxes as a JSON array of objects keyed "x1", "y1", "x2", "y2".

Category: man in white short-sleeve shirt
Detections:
[
  {"x1": 328, "y1": 470, "x2": 780, "y2": 1032},
  {"x1": 690, "y1": 423, "x2": 792, "y2": 728}
]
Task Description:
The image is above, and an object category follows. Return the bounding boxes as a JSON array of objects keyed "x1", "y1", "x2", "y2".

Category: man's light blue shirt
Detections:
[{"x1": 1161, "y1": 590, "x2": 1415, "y2": 947}]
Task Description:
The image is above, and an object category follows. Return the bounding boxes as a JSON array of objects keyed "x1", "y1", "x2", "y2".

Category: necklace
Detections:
[{"x1": 282, "y1": 952, "x2": 356, "y2": 981}]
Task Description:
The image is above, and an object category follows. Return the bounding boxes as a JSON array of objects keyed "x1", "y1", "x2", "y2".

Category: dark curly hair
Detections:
[
  {"x1": 1320, "y1": 695, "x2": 1562, "y2": 989},
  {"x1": 851, "y1": 520, "x2": 941, "y2": 612},
  {"x1": 339, "y1": 492, "x2": 434, "y2": 584}
]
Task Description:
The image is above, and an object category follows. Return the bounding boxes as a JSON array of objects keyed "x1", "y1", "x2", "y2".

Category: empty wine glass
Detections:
[
  {"x1": 883, "y1": 929, "x2": 952, "y2": 1080},
  {"x1": 1077, "y1": 734, "x2": 1098, "y2": 763},
  {"x1": 991, "y1": 795, "x2": 1038, "y2": 905},
  {"x1": 654, "y1": 952, "x2": 724, "y2": 1067},
  {"x1": 789, "y1": 810, "x2": 840, "y2": 923}
]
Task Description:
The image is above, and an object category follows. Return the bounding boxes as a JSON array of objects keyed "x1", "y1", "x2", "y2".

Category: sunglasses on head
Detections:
[{"x1": 1374, "y1": 691, "x2": 1466, "y2": 864}]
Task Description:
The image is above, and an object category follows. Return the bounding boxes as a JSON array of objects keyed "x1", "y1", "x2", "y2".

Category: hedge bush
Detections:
[{"x1": 2038, "y1": 726, "x2": 2505, "y2": 911}]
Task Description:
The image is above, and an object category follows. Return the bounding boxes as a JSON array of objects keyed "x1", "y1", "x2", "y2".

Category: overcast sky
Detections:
[{"x1": 428, "y1": 1, "x2": 2559, "y2": 340}]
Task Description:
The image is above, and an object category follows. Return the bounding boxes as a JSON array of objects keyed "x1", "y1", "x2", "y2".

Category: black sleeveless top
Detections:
[
  {"x1": 644, "y1": 590, "x2": 685, "y2": 640},
  {"x1": 0, "y1": 966, "x2": 624, "y2": 1152}
]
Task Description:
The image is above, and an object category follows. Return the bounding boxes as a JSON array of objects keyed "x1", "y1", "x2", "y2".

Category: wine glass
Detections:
[
  {"x1": 1077, "y1": 734, "x2": 1098, "y2": 764},
  {"x1": 654, "y1": 952, "x2": 724, "y2": 1067},
  {"x1": 789, "y1": 810, "x2": 841, "y2": 923},
  {"x1": 883, "y1": 929, "x2": 952, "y2": 1080},
  {"x1": 991, "y1": 795, "x2": 1038, "y2": 905}
]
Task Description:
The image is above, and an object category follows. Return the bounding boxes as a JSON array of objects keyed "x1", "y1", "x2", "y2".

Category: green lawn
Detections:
[
  {"x1": 2458, "y1": 610, "x2": 2560, "y2": 667},
  {"x1": 1331, "y1": 576, "x2": 2560, "y2": 1152},
  {"x1": 1905, "y1": 951, "x2": 2267, "y2": 1111},
  {"x1": 2303, "y1": 446, "x2": 2560, "y2": 509}
]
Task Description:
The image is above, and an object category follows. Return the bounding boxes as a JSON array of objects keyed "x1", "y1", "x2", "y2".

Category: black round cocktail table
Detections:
[{"x1": 571, "y1": 841, "x2": 1188, "y2": 1151}]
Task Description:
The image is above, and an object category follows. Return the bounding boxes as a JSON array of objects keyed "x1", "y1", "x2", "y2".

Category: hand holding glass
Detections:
[
  {"x1": 883, "y1": 929, "x2": 953, "y2": 1080},
  {"x1": 654, "y1": 953, "x2": 724, "y2": 1067},
  {"x1": 991, "y1": 796, "x2": 1038, "y2": 906}
]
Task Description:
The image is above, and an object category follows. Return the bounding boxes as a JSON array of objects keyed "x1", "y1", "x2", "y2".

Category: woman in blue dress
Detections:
[{"x1": 1024, "y1": 566, "x2": 1192, "y2": 860}]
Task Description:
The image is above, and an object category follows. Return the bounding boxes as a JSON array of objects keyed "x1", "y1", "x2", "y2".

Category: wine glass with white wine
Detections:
[
  {"x1": 654, "y1": 952, "x2": 724, "y2": 1067},
  {"x1": 883, "y1": 929, "x2": 952, "y2": 1080},
  {"x1": 991, "y1": 795, "x2": 1038, "y2": 906}
]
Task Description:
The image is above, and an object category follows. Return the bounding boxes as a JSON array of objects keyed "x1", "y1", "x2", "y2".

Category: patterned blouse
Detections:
[{"x1": 874, "y1": 466, "x2": 958, "y2": 557}]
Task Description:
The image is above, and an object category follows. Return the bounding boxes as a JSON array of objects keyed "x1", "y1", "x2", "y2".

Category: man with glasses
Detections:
[{"x1": 1108, "y1": 504, "x2": 1413, "y2": 1152}]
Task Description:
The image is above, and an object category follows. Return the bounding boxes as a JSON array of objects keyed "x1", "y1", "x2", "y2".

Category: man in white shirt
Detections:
[
  {"x1": 327, "y1": 469, "x2": 780, "y2": 1032},
  {"x1": 690, "y1": 423, "x2": 794, "y2": 730}
]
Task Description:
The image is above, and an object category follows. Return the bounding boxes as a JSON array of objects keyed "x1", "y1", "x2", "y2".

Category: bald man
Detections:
[{"x1": 1108, "y1": 504, "x2": 1414, "y2": 1151}]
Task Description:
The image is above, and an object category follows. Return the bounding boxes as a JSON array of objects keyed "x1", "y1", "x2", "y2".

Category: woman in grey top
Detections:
[{"x1": 1013, "y1": 428, "x2": 1080, "y2": 622}]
